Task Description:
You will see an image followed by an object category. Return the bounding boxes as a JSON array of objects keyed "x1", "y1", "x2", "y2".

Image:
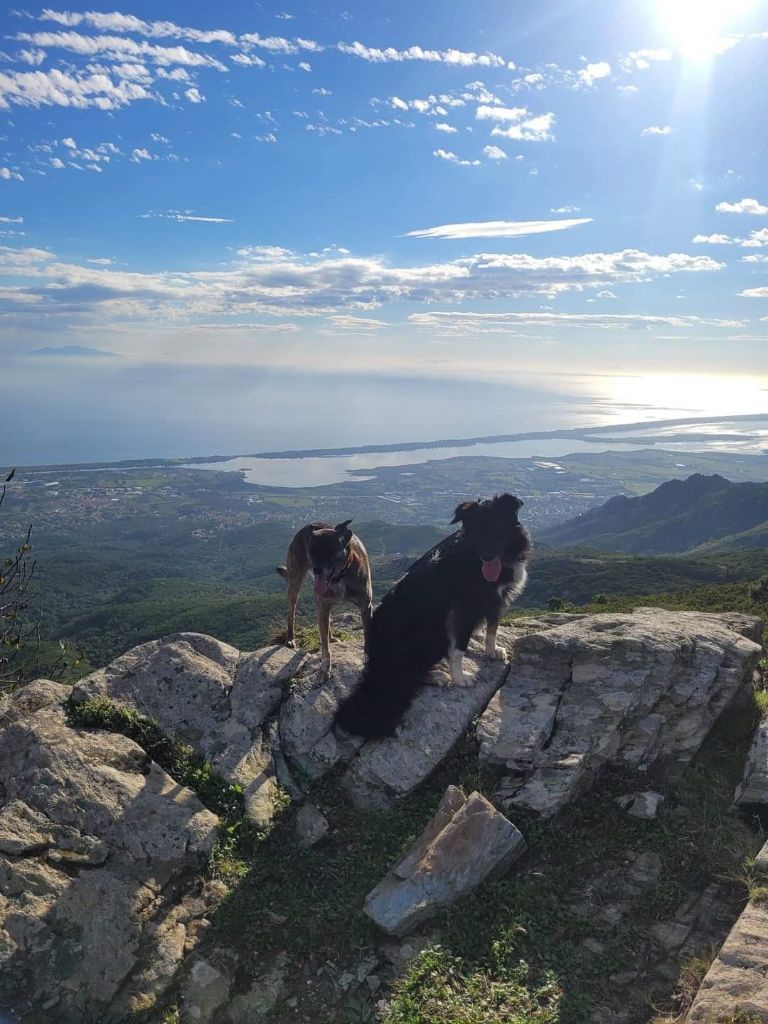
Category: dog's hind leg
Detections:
[{"x1": 356, "y1": 595, "x2": 373, "y2": 649}]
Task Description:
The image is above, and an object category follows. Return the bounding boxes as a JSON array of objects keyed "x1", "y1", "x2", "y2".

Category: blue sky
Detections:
[{"x1": 1, "y1": 0, "x2": 768, "y2": 455}]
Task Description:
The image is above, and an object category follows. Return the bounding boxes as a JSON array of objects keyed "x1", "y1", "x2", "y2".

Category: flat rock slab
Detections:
[
  {"x1": 71, "y1": 633, "x2": 307, "y2": 824},
  {"x1": 341, "y1": 643, "x2": 510, "y2": 810},
  {"x1": 685, "y1": 900, "x2": 768, "y2": 1023},
  {"x1": 479, "y1": 608, "x2": 763, "y2": 817},
  {"x1": 365, "y1": 786, "x2": 526, "y2": 936},
  {"x1": 0, "y1": 679, "x2": 219, "y2": 1024}
]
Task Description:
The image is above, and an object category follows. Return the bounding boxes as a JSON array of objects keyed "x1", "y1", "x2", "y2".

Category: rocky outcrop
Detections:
[
  {"x1": 364, "y1": 786, "x2": 526, "y2": 936},
  {"x1": 478, "y1": 609, "x2": 763, "y2": 817},
  {"x1": 1, "y1": 606, "x2": 764, "y2": 1022},
  {"x1": 71, "y1": 633, "x2": 307, "y2": 826},
  {"x1": 685, "y1": 900, "x2": 768, "y2": 1023},
  {"x1": 0, "y1": 679, "x2": 220, "y2": 1024},
  {"x1": 734, "y1": 712, "x2": 768, "y2": 807}
]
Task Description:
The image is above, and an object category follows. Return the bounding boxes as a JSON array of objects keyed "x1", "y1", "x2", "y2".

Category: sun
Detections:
[{"x1": 656, "y1": 0, "x2": 756, "y2": 58}]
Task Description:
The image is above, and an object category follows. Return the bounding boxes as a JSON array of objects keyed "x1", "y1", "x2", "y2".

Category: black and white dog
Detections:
[{"x1": 334, "y1": 493, "x2": 531, "y2": 739}]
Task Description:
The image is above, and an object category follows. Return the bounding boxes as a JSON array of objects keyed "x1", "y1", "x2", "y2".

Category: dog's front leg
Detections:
[
  {"x1": 316, "y1": 600, "x2": 332, "y2": 681},
  {"x1": 447, "y1": 610, "x2": 475, "y2": 687},
  {"x1": 485, "y1": 617, "x2": 508, "y2": 661}
]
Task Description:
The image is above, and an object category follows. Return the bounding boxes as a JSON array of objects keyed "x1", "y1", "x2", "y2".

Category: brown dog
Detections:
[{"x1": 276, "y1": 520, "x2": 373, "y2": 680}]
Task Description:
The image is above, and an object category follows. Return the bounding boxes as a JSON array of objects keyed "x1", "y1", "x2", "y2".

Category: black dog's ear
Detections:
[
  {"x1": 450, "y1": 500, "x2": 479, "y2": 525},
  {"x1": 334, "y1": 519, "x2": 353, "y2": 542},
  {"x1": 496, "y1": 493, "x2": 523, "y2": 513}
]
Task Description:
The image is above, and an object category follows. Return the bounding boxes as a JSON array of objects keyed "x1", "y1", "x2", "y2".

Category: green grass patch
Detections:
[{"x1": 66, "y1": 696, "x2": 245, "y2": 822}]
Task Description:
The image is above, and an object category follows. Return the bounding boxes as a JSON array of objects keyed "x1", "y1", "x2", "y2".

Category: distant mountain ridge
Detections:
[{"x1": 540, "y1": 473, "x2": 768, "y2": 554}]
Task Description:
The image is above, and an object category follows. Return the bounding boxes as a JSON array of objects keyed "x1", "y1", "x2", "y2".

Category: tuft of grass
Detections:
[
  {"x1": 268, "y1": 621, "x2": 357, "y2": 653},
  {"x1": 66, "y1": 696, "x2": 245, "y2": 821},
  {"x1": 383, "y1": 946, "x2": 562, "y2": 1024}
]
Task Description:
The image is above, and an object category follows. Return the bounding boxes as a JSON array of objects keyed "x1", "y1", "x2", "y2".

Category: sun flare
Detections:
[{"x1": 656, "y1": 0, "x2": 756, "y2": 57}]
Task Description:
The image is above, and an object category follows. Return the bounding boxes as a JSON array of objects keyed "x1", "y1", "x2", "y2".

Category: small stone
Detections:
[
  {"x1": 295, "y1": 803, "x2": 329, "y2": 848},
  {"x1": 181, "y1": 959, "x2": 231, "y2": 1024},
  {"x1": 754, "y1": 838, "x2": 768, "y2": 873},
  {"x1": 615, "y1": 791, "x2": 665, "y2": 820},
  {"x1": 582, "y1": 937, "x2": 607, "y2": 957}
]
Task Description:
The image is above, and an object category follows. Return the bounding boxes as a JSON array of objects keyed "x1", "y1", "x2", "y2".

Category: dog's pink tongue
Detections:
[
  {"x1": 481, "y1": 558, "x2": 502, "y2": 583},
  {"x1": 313, "y1": 577, "x2": 329, "y2": 596}
]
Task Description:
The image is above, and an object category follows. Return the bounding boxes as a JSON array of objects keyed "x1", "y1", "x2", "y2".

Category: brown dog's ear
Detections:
[
  {"x1": 450, "y1": 500, "x2": 479, "y2": 525},
  {"x1": 334, "y1": 519, "x2": 353, "y2": 542}
]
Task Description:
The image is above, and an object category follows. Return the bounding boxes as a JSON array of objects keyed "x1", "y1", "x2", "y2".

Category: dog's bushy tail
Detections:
[
  {"x1": 334, "y1": 657, "x2": 425, "y2": 740},
  {"x1": 275, "y1": 565, "x2": 289, "y2": 582}
]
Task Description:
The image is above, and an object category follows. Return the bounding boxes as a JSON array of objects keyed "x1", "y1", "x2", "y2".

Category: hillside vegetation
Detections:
[{"x1": 540, "y1": 474, "x2": 768, "y2": 554}]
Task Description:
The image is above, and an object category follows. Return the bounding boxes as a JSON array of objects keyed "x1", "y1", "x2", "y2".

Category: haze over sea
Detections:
[{"x1": 5, "y1": 366, "x2": 767, "y2": 475}]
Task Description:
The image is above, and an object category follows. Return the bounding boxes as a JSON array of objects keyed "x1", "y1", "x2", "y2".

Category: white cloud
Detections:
[
  {"x1": 577, "y1": 60, "x2": 611, "y2": 86},
  {"x1": 312, "y1": 86, "x2": 331, "y2": 95},
  {"x1": 693, "y1": 228, "x2": 768, "y2": 248},
  {"x1": 0, "y1": 216, "x2": 23, "y2": 223},
  {"x1": 740, "y1": 287, "x2": 768, "y2": 298},
  {"x1": 62, "y1": 136, "x2": 76, "y2": 148},
  {"x1": 715, "y1": 197, "x2": 768, "y2": 215},
  {"x1": 0, "y1": 67, "x2": 153, "y2": 110},
  {"x1": 0, "y1": 167, "x2": 24, "y2": 181},
  {"x1": 742, "y1": 254, "x2": 768, "y2": 263},
  {"x1": 483, "y1": 145, "x2": 507, "y2": 160},
  {"x1": 18, "y1": 48, "x2": 47, "y2": 66},
  {"x1": 184, "y1": 86, "x2": 204, "y2": 103},
  {"x1": 490, "y1": 113, "x2": 555, "y2": 142},
  {"x1": 17, "y1": 31, "x2": 228, "y2": 70},
  {"x1": 38, "y1": 9, "x2": 239, "y2": 46},
  {"x1": 742, "y1": 228, "x2": 768, "y2": 248},
  {"x1": 621, "y1": 48, "x2": 673, "y2": 72},
  {"x1": 0, "y1": 243, "x2": 725, "y2": 335},
  {"x1": 140, "y1": 210, "x2": 233, "y2": 223},
  {"x1": 551, "y1": 205, "x2": 580, "y2": 214},
  {"x1": 596, "y1": 290, "x2": 616, "y2": 298},
  {"x1": 475, "y1": 104, "x2": 529, "y2": 122},
  {"x1": 298, "y1": 61, "x2": 311, "y2": 72},
  {"x1": 49, "y1": 156, "x2": 65, "y2": 168},
  {"x1": 408, "y1": 311, "x2": 739, "y2": 331},
  {"x1": 435, "y1": 122, "x2": 458, "y2": 133},
  {"x1": 404, "y1": 218, "x2": 592, "y2": 239},
  {"x1": 338, "y1": 41, "x2": 512, "y2": 68},
  {"x1": 231, "y1": 52, "x2": 266, "y2": 67},
  {"x1": 325, "y1": 315, "x2": 389, "y2": 331},
  {"x1": 433, "y1": 148, "x2": 480, "y2": 167},
  {"x1": 131, "y1": 148, "x2": 154, "y2": 162},
  {"x1": 641, "y1": 125, "x2": 672, "y2": 136}
]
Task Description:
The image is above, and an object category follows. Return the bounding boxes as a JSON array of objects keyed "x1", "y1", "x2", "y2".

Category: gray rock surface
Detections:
[
  {"x1": 294, "y1": 803, "x2": 329, "y2": 848},
  {"x1": 71, "y1": 634, "x2": 307, "y2": 824},
  {"x1": 685, "y1": 900, "x2": 768, "y2": 1023},
  {"x1": 480, "y1": 609, "x2": 762, "y2": 816},
  {"x1": 615, "y1": 791, "x2": 665, "y2": 820},
  {"x1": 734, "y1": 712, "x2": 768, "y2": 806},
  {"x1": 0, "y1": 679, "x2": 220, "y2": 1023},
  {"x1": 364, "y1": 786, "x2": 526, "y2": 936},
  {"x1": 341, "y1": 643, "x2": 510, "y2": 809}
]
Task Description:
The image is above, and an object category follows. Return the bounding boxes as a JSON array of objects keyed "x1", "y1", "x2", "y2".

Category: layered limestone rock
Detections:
[
  {"x1": 0, "y1": 679, "x2": 219, "y2": 1024},
  {"x1": 478, "y1": 609, "x2": 763, "y2": 817},
  {"x1": 364, "y1": 786, "x2": 526, "y2": 936}
]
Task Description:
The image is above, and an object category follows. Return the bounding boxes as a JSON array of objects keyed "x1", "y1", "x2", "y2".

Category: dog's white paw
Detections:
[
  {"x1": 487, "y1": 644, "x2": 508, "y2": 662},
  {"x1": 285, "y1": 638, "x2": 296, "y2": 649},
  {"x1": 451, "y1": 671, "x2": 475, "y2": 688}
]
